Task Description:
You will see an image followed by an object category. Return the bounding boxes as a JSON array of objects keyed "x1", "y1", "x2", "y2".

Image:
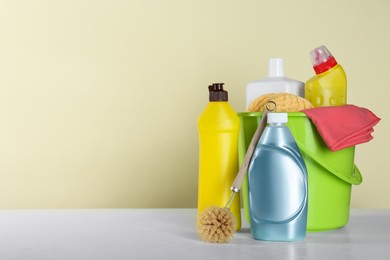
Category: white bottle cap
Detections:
[
  {"x1": 267, "y1": 112, "x2": 288, "y2": 124},
  {"x1": 268, "y1": 58, "x2": 284, "y2": 77},
  {"x1": 310, "y1": 45, "x2": 332, "y2": 67}
]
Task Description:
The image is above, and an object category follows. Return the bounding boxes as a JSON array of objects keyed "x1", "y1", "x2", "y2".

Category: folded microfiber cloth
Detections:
[{"x1": 302, "y1": 105, "x2": 381, "y2": 151}]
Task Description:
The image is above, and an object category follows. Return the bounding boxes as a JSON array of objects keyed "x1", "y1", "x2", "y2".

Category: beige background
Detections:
[{"x1": 0, "y1": 0, "x2": 388, "y2": 208}]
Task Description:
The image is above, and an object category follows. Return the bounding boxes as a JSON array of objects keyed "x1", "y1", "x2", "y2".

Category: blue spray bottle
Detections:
[{"x1": 248, "y1": 112, "x2": 308, "y2": 242}]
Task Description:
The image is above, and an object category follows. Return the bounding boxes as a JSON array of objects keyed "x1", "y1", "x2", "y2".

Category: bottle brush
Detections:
[{"x1": 197, "y1": 106, "x2": 272, "y2": 243}]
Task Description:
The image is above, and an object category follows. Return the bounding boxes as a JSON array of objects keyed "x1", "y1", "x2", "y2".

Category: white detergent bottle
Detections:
[{"x1": 246, "y1": 58, "x2": 305, "y2": 109}]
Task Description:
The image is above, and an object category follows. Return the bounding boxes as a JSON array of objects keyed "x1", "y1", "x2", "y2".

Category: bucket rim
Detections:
[
  {"x1": 238, "y1": 111, "x2": 306, "y2": 117},
  {"x1": 238, "y1": 111, "x2": 362, "y2": 185}
]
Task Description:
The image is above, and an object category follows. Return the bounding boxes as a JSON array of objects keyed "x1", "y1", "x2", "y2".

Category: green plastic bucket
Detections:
[{"x1": 238, "y1": 112, "x2": 362, "y2": 231}]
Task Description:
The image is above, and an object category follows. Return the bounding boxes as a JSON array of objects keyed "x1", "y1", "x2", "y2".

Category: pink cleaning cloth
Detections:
[{"x1": 302, "y1": 105, "x2": 381, "y2": 151}]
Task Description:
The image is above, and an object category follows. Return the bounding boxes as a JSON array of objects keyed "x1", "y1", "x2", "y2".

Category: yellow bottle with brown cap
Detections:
[{"x1": 197, "y1": 83, "x2": 241, "y2": 231}]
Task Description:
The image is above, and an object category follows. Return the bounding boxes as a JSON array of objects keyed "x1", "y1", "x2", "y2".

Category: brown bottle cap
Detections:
[{"x1": 208, "y1": 83, "x2": 228, "y2": 101}]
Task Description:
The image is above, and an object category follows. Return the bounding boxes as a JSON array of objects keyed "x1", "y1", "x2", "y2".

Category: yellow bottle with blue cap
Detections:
[{"x1": 197, "y1": 83, "x2": 241, "y2": 231}]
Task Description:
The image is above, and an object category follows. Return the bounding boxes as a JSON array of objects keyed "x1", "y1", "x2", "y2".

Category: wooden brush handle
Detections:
[{"x1": 231, "y1": 110, "x2": 269, "y2": 193}]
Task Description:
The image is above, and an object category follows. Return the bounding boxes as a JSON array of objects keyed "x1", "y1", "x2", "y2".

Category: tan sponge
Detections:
[{"x1": 247, "y1": 93, "x2": 314, "y2": 112}]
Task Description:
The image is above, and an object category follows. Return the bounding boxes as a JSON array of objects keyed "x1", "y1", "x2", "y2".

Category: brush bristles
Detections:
[{"x1": 197, "y1": 206, "x2": 235, "y2": 243}]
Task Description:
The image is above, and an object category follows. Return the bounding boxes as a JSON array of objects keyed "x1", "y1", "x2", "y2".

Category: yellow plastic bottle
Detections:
[
  {"x1": 305, "y1": 45, "x2": 347, "y2": 107},
  {"x1": 197, "y1": 83, "x2": 241, "y2": 231}
]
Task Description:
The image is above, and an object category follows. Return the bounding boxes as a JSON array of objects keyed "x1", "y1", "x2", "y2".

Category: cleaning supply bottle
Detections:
[
  {"x1": 248, "y1": 112, "x2": 308, "y2": 241},
  {"x1": 305, "y1": 45, "x2": 347, "y2": 107},
  {"x1": 246, "y1": 58, "x2": 304, "y2": 109},
  {"x1": 197, "y1": 83, "x2": 241, "y2": 231}
]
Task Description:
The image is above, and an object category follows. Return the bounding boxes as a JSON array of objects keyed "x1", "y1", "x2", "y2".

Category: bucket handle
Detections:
[{"x1": 295, "y1": 140, "x2": 362, "y2": 185}]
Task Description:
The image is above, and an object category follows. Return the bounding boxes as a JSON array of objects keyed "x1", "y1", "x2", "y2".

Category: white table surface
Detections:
[{"x1": 0, "y1": 208, "x2": 389, "y2": 260}]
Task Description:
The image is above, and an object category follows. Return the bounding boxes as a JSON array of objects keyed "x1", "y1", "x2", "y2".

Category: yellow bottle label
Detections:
[{"x1": 197, "y1": 102, "x2": 241, "y2": 230}]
